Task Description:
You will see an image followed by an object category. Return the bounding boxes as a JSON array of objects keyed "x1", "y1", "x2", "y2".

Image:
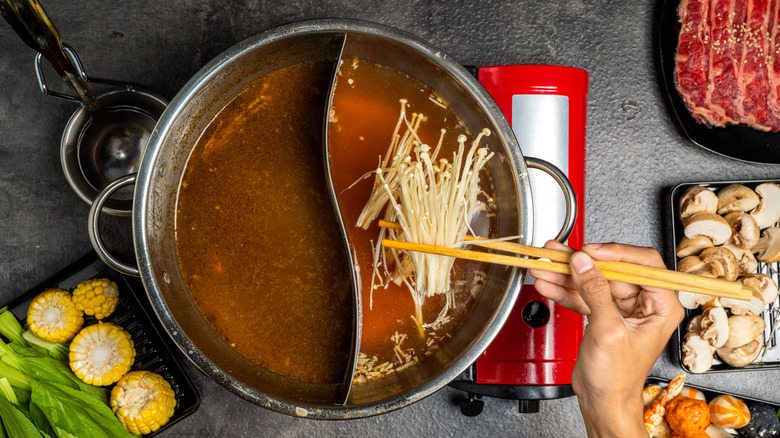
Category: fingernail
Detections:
[
  {"x1": 584, "y1": 243, "x2": 602, "y2": 250},
  {"x1": 571, "y1": 252, "x2": 594, "y2": 274}
]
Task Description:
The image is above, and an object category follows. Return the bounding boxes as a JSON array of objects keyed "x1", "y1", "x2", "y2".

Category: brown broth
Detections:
[
  {"x1": 328, "y1": 59, "x2": 495, "y2": 373},
  {"x1": 174, "y1": 61, "x2": 354, "y2": 384}
]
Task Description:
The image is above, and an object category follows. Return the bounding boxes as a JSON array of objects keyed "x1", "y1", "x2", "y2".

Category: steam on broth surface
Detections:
[
  {"x1": 328, "y1": 59, "x2": 496, "y2": 382},
  {"x1": 175, "y1": 61, "x2": 354, "y2": 384}
]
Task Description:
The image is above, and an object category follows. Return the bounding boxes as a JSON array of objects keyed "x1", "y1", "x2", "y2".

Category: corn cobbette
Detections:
[
  {"x1": 111, "y1": 370, "x2": 177, "y2": 434},
  {"x1": 69, "y1": 322, "x2": 135, "y2": 386},
  {"x1": 27, "y1": 288, "x2": 84, "y2": 343},
  {"x1": 72, "y1": 278, "x2": 120, "y2": 320}
]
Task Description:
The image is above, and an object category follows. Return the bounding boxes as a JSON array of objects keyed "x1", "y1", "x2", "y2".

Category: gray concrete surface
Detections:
[{"x1": 1, "y1": 0, "x2": 779, "y2": 437}]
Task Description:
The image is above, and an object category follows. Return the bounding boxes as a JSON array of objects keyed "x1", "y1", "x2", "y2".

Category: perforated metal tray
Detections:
[
  {"x1": 666, "y1": 180, "x2": 780, "y2": 373},
  {"x1": 2, "y1": 252, "x2": 200, "y2": 436}
]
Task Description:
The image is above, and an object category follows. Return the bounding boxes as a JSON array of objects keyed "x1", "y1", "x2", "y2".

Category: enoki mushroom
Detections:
[{"x1": 356, "y1": 99, "x2": 493, "y2": 338}]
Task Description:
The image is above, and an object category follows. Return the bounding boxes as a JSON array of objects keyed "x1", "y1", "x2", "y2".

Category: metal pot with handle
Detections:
[{"x1": 88, "y1": 19, "x2": 576, "y2": 419}]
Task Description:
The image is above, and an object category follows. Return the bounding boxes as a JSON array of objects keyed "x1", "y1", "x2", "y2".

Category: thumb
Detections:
[{"x1": 569, "y1": 251, "x2": 621, "y2": 326}]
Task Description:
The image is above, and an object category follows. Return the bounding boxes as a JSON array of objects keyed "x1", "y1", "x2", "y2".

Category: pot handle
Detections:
[
  {"x1": 524, "y1": 157, "x2": 577, "y2": 243},
  {"x1": 0, "y1": 0, "x2": 101, "y2": 111},
  {"x1": 88, "y1": 174, "x2": 140, "y2": 276}
]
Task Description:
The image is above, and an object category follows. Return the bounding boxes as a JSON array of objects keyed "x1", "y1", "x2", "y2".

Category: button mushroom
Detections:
[
  {"x1": 743, "y1": 274, "x2": 779, "y2": 304},
  {"x1": 753, "y1": 227, "x2": 780, "y2": 263},
  {"x1": 717, "y1": 184, "x2": 760, "y2": 215},
  {"x1": 686, "y1": 314, "x2": 703, "y2": 335},
  {"x1": 676, "y1": 235, "x2": 714, "y2": 258},
  {"x1": 750, "y1": 182, "x2": 780, "y2": 229},
  {"x1": 680, "y1": 185, "x2": 718, "y2": 219},
  {"x1": 682, "y1": 334, "x2": 714, "y2": 373},
  {"x1": 699, "y1": 246, "x2": 740, "y2": 281},
  {"x1": 700, "y1": 307, "x2": 729, "y2": 348},
  {"x1": 720, "y1": 295, "x2": 767, "y2": 315},
  {"x1": 722, "y1": 314, "x2": 765, "y2": 349},
  {"x1": 723, "y1": 244, "x2": 758, "y2": 276},
  {"x1": 677, "y1": 255, "x2": 709, "y2": 273},
  {"x1": 716, "y1": 333, "x2": 763, "y2": 368},
  {"x1": 723, "y1": 211, "x2": 760, "y2": 250},
  {"x1": 683, "y1": 213, "x2": 732, "y2": 246},
  {"x1": 678, "y1": 291, "x2": 718, "y2": 310}
]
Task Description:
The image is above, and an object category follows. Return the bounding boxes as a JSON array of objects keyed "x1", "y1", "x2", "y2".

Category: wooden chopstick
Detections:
[{"x1": 377, "y1": 220, "x2": 753, "y2": 301}]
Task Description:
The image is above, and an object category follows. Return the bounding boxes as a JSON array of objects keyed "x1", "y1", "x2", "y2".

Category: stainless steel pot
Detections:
[{"x1": 88, "y1": 19, "x2": 576, "y2": 419}]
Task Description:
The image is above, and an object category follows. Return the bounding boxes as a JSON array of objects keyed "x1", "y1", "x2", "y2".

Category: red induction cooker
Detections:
[{"x1": 450, "y1": 65, "x2": 589, "y2": 415}]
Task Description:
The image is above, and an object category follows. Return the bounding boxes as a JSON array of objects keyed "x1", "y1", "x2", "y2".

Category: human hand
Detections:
[{"x1": 530, "y1": 241, "x2": 684, "y2": 438}]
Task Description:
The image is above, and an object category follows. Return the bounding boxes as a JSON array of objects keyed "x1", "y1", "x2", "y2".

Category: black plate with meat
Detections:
[{"x1": 657, "y1": 0, "x2": 780, "y2": 164}]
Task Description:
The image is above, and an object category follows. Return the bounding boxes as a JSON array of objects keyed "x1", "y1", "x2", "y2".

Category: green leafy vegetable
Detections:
[
  {"x1": 28, "y1": 402, "x2": 56, "y2": 438},
  {"x1": 22, "y1": 331, "x2": 68, "y2": 362},
  {"x1": 0, "y1": 311, "x2": 26, "y2": 347},
  {"x1": 0, "y1": 361, "x2": 30, "y2": 405},
  {"x1": 0, "y1": 379, "x2": 17, "y2": 405},
  {"x1": 0, "y1": 378, "x2": 44, "y2": 438},
  {"x1": 30, "y1": 380, "x2": 133, "y2": 438},
  {"x1": 0, "y1": 308, "x2": 129, "y2": 437},
  {"x1": 6, "y1": 343, "x2": 107, "y2": 405}
]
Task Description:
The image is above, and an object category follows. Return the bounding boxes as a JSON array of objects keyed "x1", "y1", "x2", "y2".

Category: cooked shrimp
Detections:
[
  {"x1": 644, "y1": 374, "x2": 686, "y2": 434},
  {"x1": 643, "y1": 384, "x2": 663, "y2": 408}
]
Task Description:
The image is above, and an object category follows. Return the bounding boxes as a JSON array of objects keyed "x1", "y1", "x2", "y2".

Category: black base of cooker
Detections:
[{"x1": 448, "y1": 366, "x2": 574, "y2": 416}]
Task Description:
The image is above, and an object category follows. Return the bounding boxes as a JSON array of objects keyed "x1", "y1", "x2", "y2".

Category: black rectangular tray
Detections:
[
  {"x1": 2, "y1": 252, "x2": 200, "y2": 436},
  {"x1": 666, "y1": 180, "x2": 780, "y2": 373}
]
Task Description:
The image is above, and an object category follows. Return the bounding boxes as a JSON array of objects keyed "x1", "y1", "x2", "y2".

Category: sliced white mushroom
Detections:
[
  {"x1": 680, "y1": 185, "x2": 718, "y2": 219},
  {"x1": 743, "y1": 274, "x2": 779, "y2": 304},
  {"x1": 717, "y1": 184, "x2": 760, "y2": 214},
  {"x1": 716, "y1": 333, "x2": 763, "y2": 367},
  {"x1": 678, "y1": 291, "x2": 715, "y2": 310},
  {"x1": 723, "y1": 211, "x2": 760, "y2": 250},
  {"x1": 700, "y1": 307, "x2": 730, "y2": 348},
  {"x1": 720, "y1": 295, "x2": 767, "y2": 315},
  {"x1": 682, "y1": 334, "x2": 714, "y2": 373},
  {"x1": 676, "y1": 235, "x2": 714, "y2": 258},
  {"x1": 700, "y1": 246, "x2": 740, "y2": 281},
  {"x1": 723, "y1": 243, "x2": 758, "y2": 276},
  {"x1": 750, "y1": 182, "x2": 780, "y2": 228},
  {"x1": 753, "y1": 227, "x2": 780, "y2": 263},
  {"x1": 677, "y1": 255, "x2": 709, "y2": 273},
  {"x1": 723, "y1": 314, "x2": 766, "y2": 349},
  {"x1": 686, "y1": 315, "x2": 703, "y2": 335},
  {"x1": 683, "y1": 213, "x2": 733, "y2": 246}
]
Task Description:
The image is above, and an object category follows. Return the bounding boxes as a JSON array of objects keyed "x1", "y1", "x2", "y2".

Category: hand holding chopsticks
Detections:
[{"x1": 378, "y1": 220, "x2": 753, "y2": 301}]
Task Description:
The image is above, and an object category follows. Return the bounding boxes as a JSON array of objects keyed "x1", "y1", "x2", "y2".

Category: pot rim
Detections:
[{"x1": 134, "y1": 18, "x2": 533, "y2": 419}]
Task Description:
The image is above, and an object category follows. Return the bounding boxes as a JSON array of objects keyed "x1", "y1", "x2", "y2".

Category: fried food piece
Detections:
[
  {"x1": 645, "y1": 374, "x2": 686, "y2": 434},
  {"x1": 665, "y1": 396, "x2": 711, "y2": 436}
]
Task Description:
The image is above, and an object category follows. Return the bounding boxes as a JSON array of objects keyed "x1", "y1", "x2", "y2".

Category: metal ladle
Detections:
[{"x1": 0, "y1": 0, "x2": 167, "y2": 214}]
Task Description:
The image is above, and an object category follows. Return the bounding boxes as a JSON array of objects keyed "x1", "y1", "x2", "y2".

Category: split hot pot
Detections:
[{"x1": 86, "y1": 19, "x2": 576, "y2": 419}]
